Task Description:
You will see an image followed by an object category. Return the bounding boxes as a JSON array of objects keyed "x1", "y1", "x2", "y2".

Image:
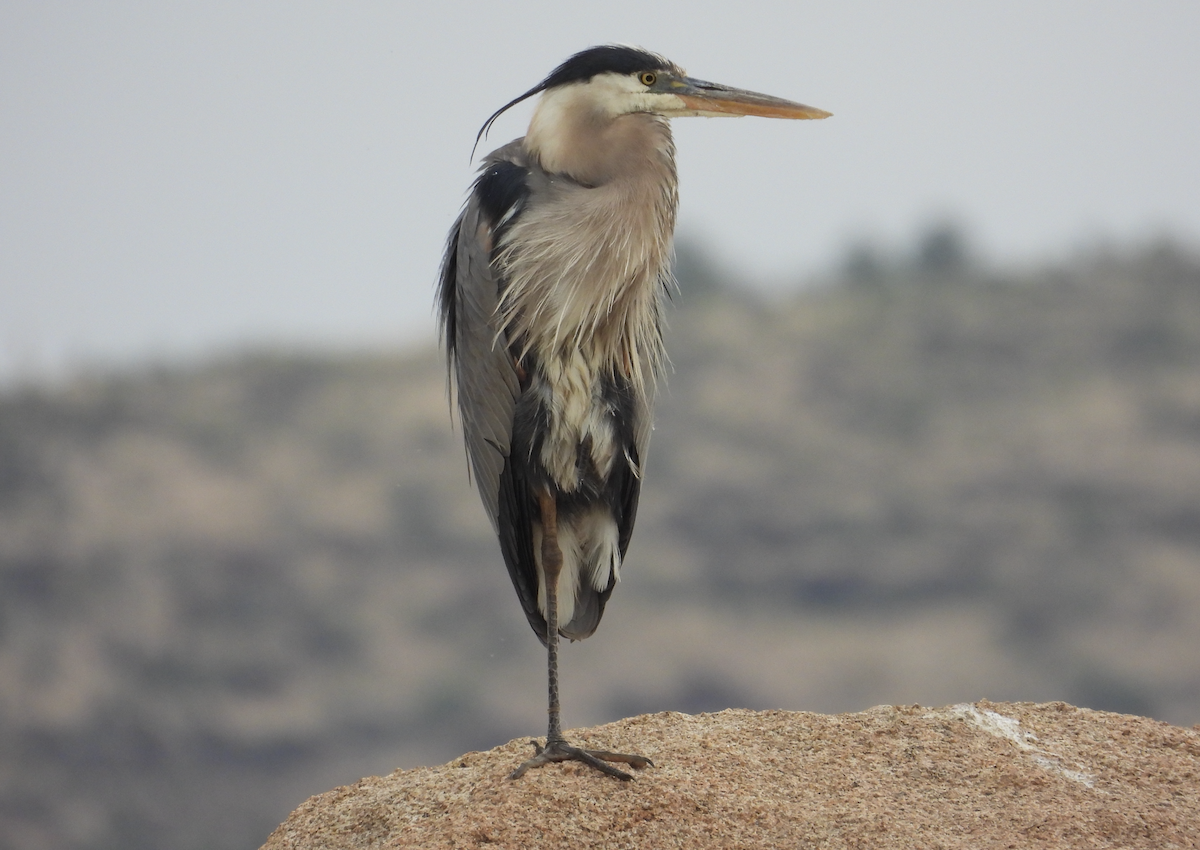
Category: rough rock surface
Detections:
[{"x1": 262, "y1": 701, "x2": 1199, "y2": 849}]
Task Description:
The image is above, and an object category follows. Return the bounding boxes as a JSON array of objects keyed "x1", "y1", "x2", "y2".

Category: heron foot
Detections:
[{"x1": 508, "y1": 737, "x2": 653, "y2": 781}]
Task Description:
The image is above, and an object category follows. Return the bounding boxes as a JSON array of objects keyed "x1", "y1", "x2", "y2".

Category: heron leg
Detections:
[
  {"x1": 507, "y1": 490, "x2": 653, "y2": 782},
  {"x1": 541, "y1": 489, "x2": 565, "y2": 744}
]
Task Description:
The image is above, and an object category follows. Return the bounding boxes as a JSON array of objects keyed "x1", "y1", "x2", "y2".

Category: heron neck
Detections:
[{"x1": 526, "y1": 94, "x2": 674, "y2": 187}]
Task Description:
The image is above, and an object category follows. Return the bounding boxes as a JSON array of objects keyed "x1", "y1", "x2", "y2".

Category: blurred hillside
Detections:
[{"x1": 2, "y1": 236, "x2": 1200, "y2": 850}]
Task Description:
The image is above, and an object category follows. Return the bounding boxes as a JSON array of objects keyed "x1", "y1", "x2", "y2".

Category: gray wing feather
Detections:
[{"x1": 447, "y1": 200, "x2": 520, "y2": 532}]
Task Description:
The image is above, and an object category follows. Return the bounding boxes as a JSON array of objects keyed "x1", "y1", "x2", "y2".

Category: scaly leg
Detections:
[{"x1": 508, "y1": 490, "x2": 653, "y2": 781}]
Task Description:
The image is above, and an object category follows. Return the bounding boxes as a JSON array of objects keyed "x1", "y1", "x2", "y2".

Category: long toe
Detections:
[{"x1": 508, "y1": 738, "x2": 653, "y2": 781}]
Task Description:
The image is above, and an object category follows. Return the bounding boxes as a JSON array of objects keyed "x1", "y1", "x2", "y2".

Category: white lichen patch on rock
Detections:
[{"x1": 940, "y1": 702, "x2": 1096, "y2": 788}]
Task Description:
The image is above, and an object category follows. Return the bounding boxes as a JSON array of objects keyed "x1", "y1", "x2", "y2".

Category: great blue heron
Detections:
[{"x1": 438, "y1": 45, "x2": 829, "y2": 780}]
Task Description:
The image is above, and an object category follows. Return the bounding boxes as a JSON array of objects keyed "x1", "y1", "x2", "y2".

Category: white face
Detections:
[{"x1": 536, "y1": 71, "x2": 690, "y2": 123}]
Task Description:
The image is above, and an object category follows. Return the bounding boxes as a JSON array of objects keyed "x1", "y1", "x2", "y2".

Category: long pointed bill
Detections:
[{"x1": 674, "y1": 77, "x2": 831, "y2": 120}]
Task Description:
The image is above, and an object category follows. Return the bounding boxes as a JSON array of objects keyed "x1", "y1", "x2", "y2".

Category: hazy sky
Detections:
[{"x1": 3, "y1": 2, "x2": 1199, "y2": 381}]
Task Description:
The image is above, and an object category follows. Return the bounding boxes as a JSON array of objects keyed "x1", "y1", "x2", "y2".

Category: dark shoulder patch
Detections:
[{"x1": 474, "y1": 161, "x2": 529, "y2": 241}]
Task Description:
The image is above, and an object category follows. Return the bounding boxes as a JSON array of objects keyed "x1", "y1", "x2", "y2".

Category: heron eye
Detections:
[{"x1": 639, "y1": 72, "x2": 657, "y2": 87}]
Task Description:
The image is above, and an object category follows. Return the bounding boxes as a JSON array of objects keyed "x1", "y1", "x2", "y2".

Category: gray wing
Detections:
[{"x1": 437, "y1": 149, "x2": 529, "y2": 532}]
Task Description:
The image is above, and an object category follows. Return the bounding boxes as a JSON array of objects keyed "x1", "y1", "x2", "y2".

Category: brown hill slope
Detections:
[{"x1": 262, "y1": 702, "x2": 1200, "y2": 850}]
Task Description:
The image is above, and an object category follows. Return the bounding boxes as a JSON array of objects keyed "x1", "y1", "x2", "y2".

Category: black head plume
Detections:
[{"x1": 471, "y1": 45, "x2": 675, "y2": 160}]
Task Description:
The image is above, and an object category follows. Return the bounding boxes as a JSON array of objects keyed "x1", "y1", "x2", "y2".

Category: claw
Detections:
[{"x1": 508, "y1": 738, "x2": 653, "y2": 781}]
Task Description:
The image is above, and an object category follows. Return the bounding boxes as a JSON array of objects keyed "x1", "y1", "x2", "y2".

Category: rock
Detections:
[{"x1": 262, "y1": 701, "x2": 1200, "y2": 849}]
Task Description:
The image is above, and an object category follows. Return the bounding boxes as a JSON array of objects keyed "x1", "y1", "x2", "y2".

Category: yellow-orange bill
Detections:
[
  {"x1": 679, "y1": 95, "x2": 830, "y2": 119},
  {"x1": 675, "y1": 78, "x2": 831, "y2": 120}
]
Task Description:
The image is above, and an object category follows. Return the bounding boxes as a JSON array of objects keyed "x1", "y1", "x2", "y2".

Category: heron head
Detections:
[{"x1": 474, "y1": 45, "x2": 830, "y2": 157}]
